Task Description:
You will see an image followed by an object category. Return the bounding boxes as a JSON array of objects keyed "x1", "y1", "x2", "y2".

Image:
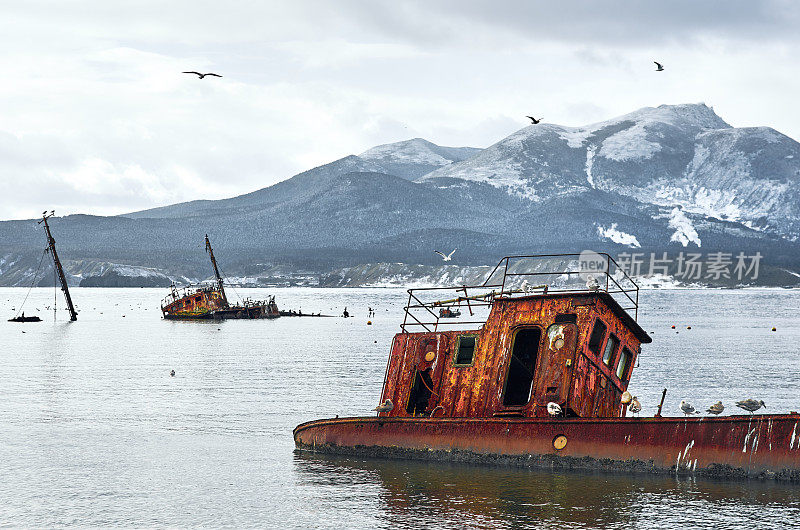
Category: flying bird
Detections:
[
  {"x1": 736, "y1": 399, "x2": 766, "y2": 414},
  {"x1": 654, "y1": 61, "x2": 664, "y2": 72},
  {"x1": 434, "y1": 248, "x2": 457, "y2": 262},
  {"x1": 680, "y1": 400, "x2": 699, "y2": 416},
  {"x1": 706, "y1": 401, "x2": 724, "y2": 415},
  {"x1": 183, "y1": 71, "x2": 223, "y2": 79},
  {"x1": 373, "y1": 399, "x2": 393, "y2": 413},
  {"x1": 547, "y1": 402, "x2": 563, "y2": 416},
  {"x1": 629, "y1": 396, "x2": 642, "y2": 416},
  {"x1": 526, "y1": 116, "x2": 542, "y2": 124}
]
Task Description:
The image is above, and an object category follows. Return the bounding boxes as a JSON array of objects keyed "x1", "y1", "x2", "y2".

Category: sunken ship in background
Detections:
[{"x1": 161, "y1": 235, "x2": 279, "y2": 320}]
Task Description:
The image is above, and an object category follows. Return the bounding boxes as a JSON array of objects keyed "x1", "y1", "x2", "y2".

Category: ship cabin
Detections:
[
  {"x1": 161, "y1": 284, "x2": 227, "y2": 318},
  {"x1": 378, "y1": 254, "x2": 651, "y2": 420}
]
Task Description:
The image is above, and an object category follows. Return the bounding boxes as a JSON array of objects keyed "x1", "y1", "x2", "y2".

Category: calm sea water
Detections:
[{"x1": 1, "y1": 287, "x2": 799, "y2": 528}]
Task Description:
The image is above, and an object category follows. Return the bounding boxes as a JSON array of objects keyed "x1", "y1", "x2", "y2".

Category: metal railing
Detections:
[{"x1": 400, "y1": 253, "x2": 639, "y2": 333}]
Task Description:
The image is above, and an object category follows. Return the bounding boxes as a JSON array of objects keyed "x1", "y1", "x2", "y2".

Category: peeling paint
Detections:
[
  {"x1": 682, "y1": 440, "x2": 695, "y2": 461},
  {"x1": 743, "y1": 428, "x2": 758, "y2": 453},
  {"x1": 791, "y1": 423, "x2": 798, "y2": 450}
]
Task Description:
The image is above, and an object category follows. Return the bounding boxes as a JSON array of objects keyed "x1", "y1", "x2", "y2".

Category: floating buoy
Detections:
[
  {"x1": 772, "y1": 327, "x2": 777, "y2": 332},
  {"x1": 687, "y1": 326, "x2": 691, "y2": 330},
  {"x1": 367, "y1": 321, "x2": 372, "y2": 325},
  {"x1": 374, "y1": 340, "x2": 378, "y2": 343},
  {"x1": 671, "y1": 325, "x2": 676, "y2": 329}
]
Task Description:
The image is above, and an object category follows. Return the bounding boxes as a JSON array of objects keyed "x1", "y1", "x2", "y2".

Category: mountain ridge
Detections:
[{"x1": 2, "y1": 103, "x2": 799, "y2": 287}]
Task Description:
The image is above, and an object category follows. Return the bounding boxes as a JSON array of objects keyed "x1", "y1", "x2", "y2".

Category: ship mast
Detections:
[
  {"x1": 205, "y1": 234, "x2": 229, "y2": 307},
  {"x1": 38, "y1": 211, "x2": 77, "y2": 321}
]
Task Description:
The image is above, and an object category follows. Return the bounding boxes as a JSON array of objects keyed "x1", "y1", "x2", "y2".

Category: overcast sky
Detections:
[{"x1": 1, "y1": 1, "x2": 799, "y2": 220}]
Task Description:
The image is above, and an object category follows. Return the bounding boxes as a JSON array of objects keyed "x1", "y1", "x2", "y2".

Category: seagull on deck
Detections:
[
  {"x1": 182, "y1": 71, "x2": 223, "y2": 79},
  {"x1": 629, "y1": 396, "x2": 642, "y2": 416},
  {"x1": 621, "y1": 391, "x2": 633, "y2": 405},
  {"x1": 586, "y1": 276, "x2": 600, "y2": 291},
  {"x1": 654, "y1": 61, "x2": 664, "y2": 72},
  {"x1": 526, "y1": 116, "x2": 542, "y2": 124},
  {"x1": 736, "y1": 399, "x2": 766, "y2": 414},
  {"x1": 547, "y1": 402, "x2": 563, "y2": 416},
  {"x1": 373, "y1": 399, "x2": 393, "y2": 413},
  {"x1": 680, "y1": 400, "x2": 699, "y2": 416},
  {"x1": 706, "y1": 401, "x2": 724, "y2": 415},
  {"x1": 434, "y1": 249, "x2": 457, "y2": 262}
]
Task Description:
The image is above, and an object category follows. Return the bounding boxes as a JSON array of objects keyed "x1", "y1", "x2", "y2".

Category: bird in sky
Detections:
[
  {"x1": 434, "y1": 248, "x2": 457, "y2": 261},
  {"x1": 736, "y1": 399, "x2": 766, "y2": 414},
  {"x1": 373, "y1": 399, "x2": 393, "y2": 413},
  {"x1": 183, "y1": 71, "x2": 223, "y2": 79},
  {"x1": 707, "y1": 401, "x2": 725, "y2": 415},
  {"x1": 629, "y1": 396, "x2": 642, "y2": 416},
  {"x1": 654, "y1": 61, "x2": 664, "y2": 72},
  {"x1": 547, "y1": 402, "x2": 563, "y2": 416},
  {"x1": 680, "y1": 400, "x2": 699, "y2": 416},
  {"x1": 526, "y1": 116, "x2": 542, "y2": 124}
]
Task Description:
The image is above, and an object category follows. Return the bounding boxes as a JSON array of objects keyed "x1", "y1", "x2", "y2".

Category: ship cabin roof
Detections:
[{"x1": 379, "y1": 253, "x2": 648, "y2": 420}]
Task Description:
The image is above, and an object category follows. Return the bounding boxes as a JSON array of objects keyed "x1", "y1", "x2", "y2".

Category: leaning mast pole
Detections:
[
  {"x1": 205, "y1": 234, "x2": 229, "y2": 307},
  {"x1": 39, "y1": 211, "x2": 77, "y2": 321}
]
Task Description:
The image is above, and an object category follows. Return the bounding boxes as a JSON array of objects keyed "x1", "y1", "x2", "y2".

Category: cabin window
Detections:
[
  {"x1": 502, "y1": 328, "x2": 541, "y2": 407},
  {"x1": 602, "y1": 334, "x2": 619, "y2": 366},
  {"x1": 616, "y1": 347, "x2": 632, "y2": 379},
  {"x1": 406, "y1": 368, "x2": 434, "y2": 416},
  {"x1": 454, "y1": 335, "x2": 476, "y2": 366},
  {"x1": 554, "y1": 313, "x2": 577, "y2": 324},
  {"x1": 588, "y1": 319, "x2": 607, "y2": 355}
]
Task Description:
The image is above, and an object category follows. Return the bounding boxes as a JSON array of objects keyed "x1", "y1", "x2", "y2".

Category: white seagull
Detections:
[
  {"x1": 434, "y1": 248, "x2": 457, "y2": 262},
  {"x1": 680, "y1": 400, "x2": 699, "y2": 416},
  {"x1": 373, "y1": 399, "x2": 393, "y2": 413}
]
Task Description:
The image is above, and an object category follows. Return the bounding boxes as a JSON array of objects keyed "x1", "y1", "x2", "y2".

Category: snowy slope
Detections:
[
  {"x1": 359, "y1": 138, "x2": 480, "y2": 180},
  {"x1": 420, "y1": 103, "x2": 800, "y2": 240}
]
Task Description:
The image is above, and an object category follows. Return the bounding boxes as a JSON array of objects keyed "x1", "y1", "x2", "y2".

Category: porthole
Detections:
[{"x1": 553, "y1": 434, "x2": 568, "y2": 451}]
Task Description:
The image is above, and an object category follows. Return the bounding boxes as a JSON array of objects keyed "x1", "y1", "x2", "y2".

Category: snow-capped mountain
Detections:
[
  {"x1": 359, "y1": 138, "x2": 481, "y2": 180},
  {"x1": 420, "y1": 103, "x2": 800, "y2": 240},
  {"x1": 1, "y1": 103, "x2": 799, "y2": 287}
]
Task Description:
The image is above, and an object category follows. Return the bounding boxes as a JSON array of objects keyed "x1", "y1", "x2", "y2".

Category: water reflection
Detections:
[{"x1": 294, "y1": 452, "x2": 800, "y2": 529}]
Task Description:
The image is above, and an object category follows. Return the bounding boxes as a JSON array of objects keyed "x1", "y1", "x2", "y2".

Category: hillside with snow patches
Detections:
[
  {"x1": 1, "y1": 103, "x2": 799, "y2": 287},
  {"x1": 420, "y1": 104, "x2": 800, "y2": 244}
]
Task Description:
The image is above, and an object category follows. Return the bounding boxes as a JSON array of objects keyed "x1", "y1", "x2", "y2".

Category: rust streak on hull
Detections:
[{"x1": 294, "y1": 415, "x2": 800, "y2": 482}]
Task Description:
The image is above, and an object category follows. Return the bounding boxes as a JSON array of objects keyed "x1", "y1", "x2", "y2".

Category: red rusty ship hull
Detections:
[{"x1": 294, "y1": 414, "x2": 800, "y2": 482}]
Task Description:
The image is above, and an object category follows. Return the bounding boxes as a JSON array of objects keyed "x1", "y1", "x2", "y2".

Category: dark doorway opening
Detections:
[
  {"x1": 503, "y1": 328, "x2": 541, "y2": 407},
  {"x1": 406, "y1": 368, "x2": 434, "y2": 415}
]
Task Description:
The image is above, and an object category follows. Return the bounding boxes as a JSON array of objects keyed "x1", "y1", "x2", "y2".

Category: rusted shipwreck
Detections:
[
  {"x1": 161, "y1": 235, "x2": 279, "y2": 320},
  {"x1": 294, "y1": 254, "x2": 800, "y2": 481}
]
